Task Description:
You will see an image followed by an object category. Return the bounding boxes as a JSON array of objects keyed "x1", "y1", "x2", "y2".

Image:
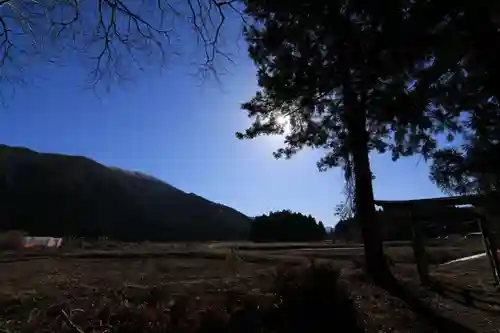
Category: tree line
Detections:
[{"x1": 250, "y1": 210, "x2": 327, "y2": 242}]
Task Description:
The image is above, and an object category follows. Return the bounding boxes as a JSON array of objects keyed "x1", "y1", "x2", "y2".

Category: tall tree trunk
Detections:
[
  {"x1": 345, "y1": 102, "x2": 395, "y2": 286},
  {"x1": 338, "y1": 42, "x2": 395, "y2": 285}
]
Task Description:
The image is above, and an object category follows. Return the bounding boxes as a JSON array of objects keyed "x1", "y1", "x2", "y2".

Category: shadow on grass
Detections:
[
  {"x1": 427, "y1": 278, "x2": 500, "y2": 315},
  {"x1": 381, "y1": 278, "x2": 477, "y2": 333}
]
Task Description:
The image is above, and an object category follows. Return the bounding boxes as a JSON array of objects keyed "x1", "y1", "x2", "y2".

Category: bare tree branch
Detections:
[{"x1": 0, "y1": 0, "x2": 246, "y2": 93}]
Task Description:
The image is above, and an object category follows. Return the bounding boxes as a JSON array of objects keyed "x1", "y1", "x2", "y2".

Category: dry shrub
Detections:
[
  {"x1": 0, "y1": 230, "x2": 25, "y2": 251},
  {"x1": 196, "y1": 263, "x2": 363, "y2": 333},
  {"x1": 188, "y1": 263, "x2": 363, "y2": 333},
  {"x1": 267, "y1": 262, "x2": 363, "y2": 333}
]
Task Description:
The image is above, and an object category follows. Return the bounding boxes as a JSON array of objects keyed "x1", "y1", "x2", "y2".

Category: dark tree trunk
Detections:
[
  {"x1": 337, "y1": 41, "x2": 396, "y2": 285},
  {"x1": 345, "y1": 103, "x2": 395, "y2": 286}
]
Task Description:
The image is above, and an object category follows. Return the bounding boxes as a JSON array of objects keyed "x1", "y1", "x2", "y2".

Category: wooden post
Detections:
[
  {"x1": 478, "y1": 215, "x2": 500, "y2": 285},
  {"x1": 477, "y1": 218, "x2": 498, "y2": 284},
  {"x1": 483, "y1": 211, "x2": 500, "y2": 273},
  {"x1": 409, "y1": 210, "x2": 430, "y2": 285},
  {"x1": 488, "y1": 223, "x2": 500, "y2": 276}
]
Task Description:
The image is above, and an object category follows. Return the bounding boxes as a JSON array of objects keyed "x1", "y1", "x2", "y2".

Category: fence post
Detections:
[
  {"x1": 409, "y1": 210, "x2": 430, "y2": 285},
  {"x1": 478, "y1": 215, "x2": 500, "y2": 285}
]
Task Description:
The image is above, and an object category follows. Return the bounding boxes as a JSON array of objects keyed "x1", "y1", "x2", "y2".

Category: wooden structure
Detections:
[{"x1": 374, "y1": 194, "x2": 500, "y2": 285}]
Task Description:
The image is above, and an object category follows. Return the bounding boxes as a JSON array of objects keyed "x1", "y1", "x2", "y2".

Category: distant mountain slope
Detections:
[{"x1": 0, "y1": 145, "x2": 251, "y2": 241}]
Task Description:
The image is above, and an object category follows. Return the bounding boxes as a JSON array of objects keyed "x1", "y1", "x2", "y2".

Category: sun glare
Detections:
[{"x1": 276, "y1": 115, "x2": 291, "y2": 135}]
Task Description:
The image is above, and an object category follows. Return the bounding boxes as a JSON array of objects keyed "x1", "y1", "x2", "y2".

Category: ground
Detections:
[{"x1": 0, "y1": 239, "x2": 499, "y2": 332}]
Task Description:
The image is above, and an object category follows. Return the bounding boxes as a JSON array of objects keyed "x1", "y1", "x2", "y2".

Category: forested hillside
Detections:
[{"x1": 0, "y1": 145, "x2": 251, "y2": 241}]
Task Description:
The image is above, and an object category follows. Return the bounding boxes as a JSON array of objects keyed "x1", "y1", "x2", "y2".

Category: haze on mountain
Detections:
[{"x1": 0, "y1": 145, "x2": 251, "y2": 241}]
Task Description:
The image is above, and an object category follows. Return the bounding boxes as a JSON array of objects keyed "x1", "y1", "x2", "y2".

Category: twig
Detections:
[{"x1": 61, "y1": 309, "x2": 85, "y2": 333}]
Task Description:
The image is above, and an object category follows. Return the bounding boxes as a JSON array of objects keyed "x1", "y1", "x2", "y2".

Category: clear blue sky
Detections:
[{"x1": 0, "y1": 14, "x2": 447, "y2": 227}]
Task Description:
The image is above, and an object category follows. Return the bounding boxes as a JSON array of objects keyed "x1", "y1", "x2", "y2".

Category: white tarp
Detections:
[{"x1": 23, "y1": 236, "x2": 63, "y2": 248}]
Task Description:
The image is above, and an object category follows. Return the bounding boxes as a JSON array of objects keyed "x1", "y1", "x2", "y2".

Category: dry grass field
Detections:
[{"x1": 0, "y1": 239, "x2": 498, "y2": 332}]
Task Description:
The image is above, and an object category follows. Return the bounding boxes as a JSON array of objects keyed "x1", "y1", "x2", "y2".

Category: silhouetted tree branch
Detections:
[{"x1": 0, "y1": 0, "x2": 245, "y2": 91}]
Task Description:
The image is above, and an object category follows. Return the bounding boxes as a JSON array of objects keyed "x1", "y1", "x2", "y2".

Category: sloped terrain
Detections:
[{"x1": 0, "y1": 145, "x2": 250, "y2": 241}]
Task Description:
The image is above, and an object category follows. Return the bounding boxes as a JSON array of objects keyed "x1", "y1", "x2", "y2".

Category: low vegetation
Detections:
[
  {"x1": 1, "y1": 239, "x2": 499, "y2": 332},
  {"x1": 0, "y1": 258, "x2": 362, "y2": 333},
  {"x1": 0, "y1": 231, "x2": 25, "y2": 251}
]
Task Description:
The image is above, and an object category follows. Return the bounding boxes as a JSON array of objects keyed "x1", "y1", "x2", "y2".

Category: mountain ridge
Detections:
[{"x1": 0, "y1": 145, "x2": 251, "y2": 241}]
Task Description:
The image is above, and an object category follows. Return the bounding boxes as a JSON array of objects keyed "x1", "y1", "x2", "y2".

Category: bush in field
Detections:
[
  {"x1": 0, "y1": 230, "x2": 25, "y2": 251},
  {"x1": 267, "y1": 262, "x2": 363, "y2": 333}
]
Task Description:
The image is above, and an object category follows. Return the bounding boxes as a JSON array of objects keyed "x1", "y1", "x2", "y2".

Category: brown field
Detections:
[{"x1": 0, "y1": 239, "x2": 499, "y2": 332}]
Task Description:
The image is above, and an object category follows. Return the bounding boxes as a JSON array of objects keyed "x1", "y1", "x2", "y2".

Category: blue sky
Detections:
[{"x1": 0, "y1": 9, "x2": 447, "y2": 227}]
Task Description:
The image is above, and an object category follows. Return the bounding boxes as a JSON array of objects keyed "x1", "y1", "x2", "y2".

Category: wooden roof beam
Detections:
[{"x1": 374, "y1": 194, "x2": 485, "y2": 208}]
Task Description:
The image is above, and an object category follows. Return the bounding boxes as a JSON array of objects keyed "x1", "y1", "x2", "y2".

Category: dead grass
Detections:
[
  {"x1": 385, "y1": 245, "x2": 486, "y2": 266},
  {"x1": 0, "y1": 257, "x2": 364, "y2": 333},
  {"x1": 0, "y1": 254, "x2": 432, "y2": 333},
  {"x1": 392, "y1": 257, "x2": 500, "y2": 332},
  {"x1": 0, "y1": 230, "x2": 25, "y2": 251},
  {"x1": 0, "y1": 241, "x2": 498, "y2": 332}
]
